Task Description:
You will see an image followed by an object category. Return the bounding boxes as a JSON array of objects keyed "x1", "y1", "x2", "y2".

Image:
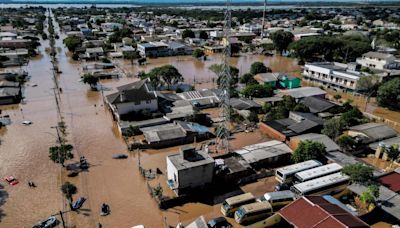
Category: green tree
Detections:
[
  {"x1": 322, "y1": 117, "x2": 345, "y2": 140},
  {"x1": 82, "y1": 74, "x2": 99, "y2": 90},
  {"x1": 247, "y1": 111, "x2": 259, "y2": 123},
  {"x1": 240, "y1": 73, "x2": 257, "y2": 85},
  {"x1": 49, "y1": 144, "x2": 74, "y2": 167},
  {"x1": 270, "y1": 30, "x2": 294, "y2": 55},
  {"x1": 146, "y1": 65, "x2": 183, "y2": 90},
  {"x1": 377, "y1": 78, "x2": 400, "y2": 110},
  {"x1": 192, "y1": 48, "x2": 205, "y2": 58},
  {"x1": 63, "y1": 36, "x2": 82, "y2": 52},
  {"x1": 182, "y1": 29, "x2": 195, "y2": 39},
  {"x1": 337, "y1": 135, "x2": 356, "y2": 152},
  {"x1": 199, "y1": 31, "x2": 209, "y2": 40},
  {"x1": 250, "y1": 62, "x2": 271, "y2": 75},
  {"x1": 340, "y1": 107, "x2": 364, "y2": 127},
  {"x1": 342, "y1": 163, "x2": 373, "y2": 184},
  {"x1": 266, "y1": 95, "x2": 297, "y2": 120},
  {"x1": 292, "y1": 140, "x2": 327, "y2": 163},
  {"x1": 241, "y1": 84, "x2": 273, "y2": 98},
  {"x1": 209, "y1": 64, "x2": 239, "y2": 88},
  {"x1": 123, "y1": 51, "x2": 140, "y2": 65},
  {"x1": 61, "y1": 182, "x2": 77, "y2": 203},
  {"x1": 385, "y1": 144, "x2": 400, "y2": 166}
]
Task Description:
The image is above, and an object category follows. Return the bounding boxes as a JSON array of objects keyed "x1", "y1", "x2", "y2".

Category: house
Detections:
[
  {"x1": 106, "y1": 79, "x2": 158, "y2": 119},
  {"x1": 203, "y1": 45, "x2": 224, "y2": 55},
  {"x1": 137, "y1": 42, "x2": 169, "y2": 57},
  {"x1": 254, "y1": 73, "x2": 279, "y2": 87},
  {"x1": 177, "y1": 89, "x2": 221, "y2": 109},
  {"x1": 0, "y1": 82, "x2": 22, "y2": 105},
  {"x1": 377, "y1": 168, "x2": 400, "y2": 193},
  {"x1": 140, "y1": 121, "x2": 212, "y2": 148},
  {"x1": 260, "y1": 111, "x2": 325, "y2": 142},
  {"x1": 356, "y1": 51, "x2": 400, "y2": 70},
  {"x1": 300, "y1": 96, "x2": 337, "y2": 114},
  {"x1": 347, "y1": 123, "x2": 397, "y2": 144},
  {"x1": 348, "y1": 183, "x2": 400, "y2": 222},
  {"x1": 234, "y1": 140, "x2": 292, "y2": 169},
  {"x1": 289, "y1": 133, "x2": 340, "y2": 152},
  {"x1": 167, "y1": 146, "x2": 215, "y2": 195},
  {"x1": 303, "y1": 62, "x2": 362, "y2": 92},
  {"x1": 185, "y1": 216, "x2": 208, "y2": 228},
  {"x1": 101, "y1": 22, "x2": 123, "y2": 32},
  {"x1": 0, "y1": 39, "x2": 30, "y2": 49},
  {"x1": 167, "y1": 41, "x2": 192, "y2": 56},
  {"x1": 85, "y1": 47, "x2": 104, "y2": 59},
  {"x1": 278, "y1": 87, "x2": 326, "y2": 101},
  {"x1": 230, "y1": 97, "x2": 261, "y2": 111},
  {"x1": 279, "y1": 196, "x2": 369, "y2": 228},
  {"x1": 277, "y1": 74, "x2": 301, "y2": 89},
  {"x1": 369, "y1": 136, "x2": 400, "y2": 161},
  {"x1": 239, "y1": 23, "x2": 262, "y2": 34}
]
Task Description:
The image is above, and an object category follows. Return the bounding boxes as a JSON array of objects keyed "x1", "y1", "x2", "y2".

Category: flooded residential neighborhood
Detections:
[{"x1": 0, "y1": 2, "x2": 400, "y2": 228}]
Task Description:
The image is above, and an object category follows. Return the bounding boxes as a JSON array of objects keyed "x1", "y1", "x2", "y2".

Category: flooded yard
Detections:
[{"x1": 0, "y1": 11, "x2": 300, "y2": 228}]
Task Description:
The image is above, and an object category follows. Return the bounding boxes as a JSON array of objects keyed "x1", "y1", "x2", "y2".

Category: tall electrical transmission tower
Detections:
[
  {"x1": 261, "y1": 0, "x2": 267, "y2": 38},
  {"x1": 216, "y1": 0, "x2": 232, "y2": 154}
]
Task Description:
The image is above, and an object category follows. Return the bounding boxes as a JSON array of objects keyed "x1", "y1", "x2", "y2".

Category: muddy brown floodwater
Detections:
[{"x1": 0, "y1": 11, "x2": 301, "y2": 228}]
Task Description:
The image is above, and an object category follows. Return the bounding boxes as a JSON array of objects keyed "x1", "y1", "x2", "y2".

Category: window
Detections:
[{"x1": 146, "y1": 100, "x2": 151, "y2": 104}]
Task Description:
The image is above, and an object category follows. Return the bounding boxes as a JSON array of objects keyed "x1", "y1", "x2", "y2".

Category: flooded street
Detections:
[{"x1": 0, "y1": 11, "x2": 300, "y2": 228}]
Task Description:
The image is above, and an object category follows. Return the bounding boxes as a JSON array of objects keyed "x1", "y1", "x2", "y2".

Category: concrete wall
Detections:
[
  {"x1": 115, "y1": 99, "x2": 158, "y2": 115},
  {"x1": 166, "y1": 157, "x2": 178, "y2": 184},
  {"x1": 178, "y1": 162, "x2": 214, "y2": 190},
  {"x1": 259, "y1": 122, "x2": 287, "y2": 142}
]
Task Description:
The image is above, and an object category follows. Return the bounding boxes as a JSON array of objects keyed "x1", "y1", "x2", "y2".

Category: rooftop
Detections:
[
  {"x1": 167, "y1": 148, "x2": 214, "y2": 171},
  {"x1": 378, "y1": 171, "x2": 400, "y2": 193},
  {"x1": 292, "y1": 133, "x2": 340, "y2": 152},
  {"x1": 278, "y1": 87, "x2": 326, "y2": 99},
  {"x1": 235, "y1": 140, "x2": 292, "y2": 164},
  {"x1": 349, "y1": 123, "x2": 397, "y2": 143},
  {"x1": 280, "y1": 196, "x2": 369, "y2": 228}
]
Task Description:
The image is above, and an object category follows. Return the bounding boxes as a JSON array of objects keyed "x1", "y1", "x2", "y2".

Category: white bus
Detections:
[
  {"x1": 275, "y1": 160, "x2": 322, "y2": 184},
  {"x1": 294, "y1": 163, "x2": 343, "y2": 183},
  {"x1": 258, "y1": 190, "x2": 296, "y2": 208},
  {"x1": 291, "y1": 172, "x2": 350, "y2": 196}
]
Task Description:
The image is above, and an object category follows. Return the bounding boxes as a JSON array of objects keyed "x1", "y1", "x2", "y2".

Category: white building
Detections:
[
  {"x1": 106, "y1": 79, "x2": 158, "y2": 119},
  {"x1": 303, "y1": 62, "x2": 367, "y2": 91},
  {"x1": 167, "y1": 146, "x2": 215, "y2": 195},
  {"x1": 356, "y1": 51, "x2": 399, "y2": 70},
  {"x1": 239, "y1": 23, "x2": 262, "y2": 34},
  {"x1": 101, "y1": 23, "x2": 123, "y2": 32}
]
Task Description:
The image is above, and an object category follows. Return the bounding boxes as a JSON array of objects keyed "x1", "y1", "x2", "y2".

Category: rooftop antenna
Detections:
[{"x1": 216, "y1": 0, "x2": 232, "y2": 154}]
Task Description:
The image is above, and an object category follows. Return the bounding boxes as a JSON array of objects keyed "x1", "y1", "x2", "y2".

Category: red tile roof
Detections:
[
  {"x1": 279, "y1": 196, "x2": 369, "y2": 228},
  {"x1": 378, "y1": 172, "x2": 400, "y2": 193}
]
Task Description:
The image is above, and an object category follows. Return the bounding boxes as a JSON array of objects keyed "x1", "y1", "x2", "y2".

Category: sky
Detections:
[{"x1": 1, "y1": 0, "x2": 400, "y2": 3}]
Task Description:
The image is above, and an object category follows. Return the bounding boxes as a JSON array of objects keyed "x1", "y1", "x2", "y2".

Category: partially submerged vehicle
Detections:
[
  {"x1": 100, "y1": 203, "x2": 110, "y2": 216},
  {"x1": 72, "y1": 197, "x2": 86, "y2": 210},
  {"x1": 4, "y1": 176, "x2": 18, "y2": 185},
  {"x1": 112, "y1": 154, "x2": 128, "y2": 159},
  {"x1": 31, "y1": 216, "x2": 58, "y2": 228}
]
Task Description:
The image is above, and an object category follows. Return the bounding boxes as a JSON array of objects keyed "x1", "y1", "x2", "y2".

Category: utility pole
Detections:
[{"x1": 59, "y1": 211, "x2": 66, "y2": 228}]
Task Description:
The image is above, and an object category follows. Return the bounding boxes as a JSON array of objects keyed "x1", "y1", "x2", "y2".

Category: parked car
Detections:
[
  {"x1": 112, "y1": 154, "x2": 128, "y2": 159},
  {"x1": 72, "y1": 197, "x2": 86, "y2": 210},
  {"x1": 4, "y1": 176, "x2": 18, "y2": 185},
  {"x1": 207, "y1": 217, "x2": 232, "y2": 228}
]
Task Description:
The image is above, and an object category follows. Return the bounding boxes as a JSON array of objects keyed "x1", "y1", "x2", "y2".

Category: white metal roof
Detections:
[
  {"x1": 292, "y1": 172, "x2": 349, "y2": 194},
  {"x1": 276, "y1": 160, "x2": 322, "y2": 176},
  {"x1": 295, "y1": 163, "x2": 343, "y2": 182},
  {"x1": 263, "y1": 190, "x2": 295, "y2": 201}
]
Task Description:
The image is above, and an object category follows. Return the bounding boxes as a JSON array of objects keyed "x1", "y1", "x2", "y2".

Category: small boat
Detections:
[
  {"x1": 72, "y1": 197, "x2": 86, "y2": 210},
  {"x1": 112, "y1": 154, "x2": 128, "y2": 159}
]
